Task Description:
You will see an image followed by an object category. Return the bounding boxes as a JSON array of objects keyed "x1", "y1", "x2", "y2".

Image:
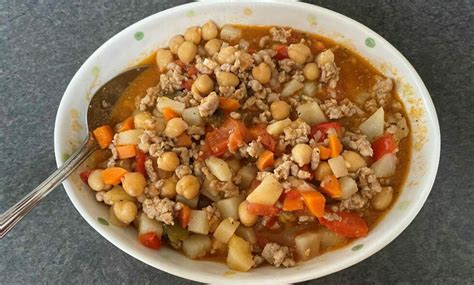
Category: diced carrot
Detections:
[
  {"x1": 319, "y1": 211, "x2": 368, "y2": 238},
  {"x1": 318, "y1": 145, "x2": 331, "y2": 160},
  {"x1": 320, "y1": 174, "x2": 341, "y2": 198},
  {"x1": 176, "y1": 133, "x2": 192, "y2": 147},
  {"x1": 328, "y1": 134, "x2": 343, "y2": 158},
  {"x1": 101, "y1": 167, "x2": 128, "y2": 185},
  {"x1": 93, "y1": 125, "x2": 114, "y2": 149},
  {"x1": 116, "y1": 116, "x2": 134, "y2": 132},
  {"x1": 179, "y1": 204, "x2": 191, "y2": 228},
  {"x1": 218, "y1": 97, "x2": 241, "y2": 112},
  {"x1": 116, "y1": 144, "x2": 137, "y2": 159},
  {"x1": 247, "y1": 203, "x2": 280, "y2": 216},
  {"x1": 256, "y1": 150, "x2": 275, "y2": 171},
  {"x1": 138, "y1": 232, "x2": 161, "y2": 250},
  {"x1": 163, "y1": 107, "x2": 178, "y2": 121},
  {"x1": 135, "y1": 150, "x2": 146, "y2": 177},
  {"x1": 301, "y1": 191, "x2": 326, "y2": 218},
  {"x1": 282, "y1": 189, "x2": 304, "y2": 211}
]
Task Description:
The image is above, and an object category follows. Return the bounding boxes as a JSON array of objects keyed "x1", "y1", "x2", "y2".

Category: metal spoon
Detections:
[{"x1": 0, "y1": 65, "x2": 150, "y2": 238}]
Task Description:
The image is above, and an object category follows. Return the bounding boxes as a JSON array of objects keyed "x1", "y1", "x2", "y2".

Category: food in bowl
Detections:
[{"x1": 80, "y1": 21, "x2": 410, "y2": 272}]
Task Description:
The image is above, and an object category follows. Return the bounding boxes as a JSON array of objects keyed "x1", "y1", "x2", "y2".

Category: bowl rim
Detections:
[{"x1": 54, "y1": 1, "x2": 440, "y2": 283}]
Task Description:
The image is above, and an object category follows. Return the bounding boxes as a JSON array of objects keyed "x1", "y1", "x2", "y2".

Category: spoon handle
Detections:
[{"x1": 0, "y1": 136, "x2": 98, "y2": 239}]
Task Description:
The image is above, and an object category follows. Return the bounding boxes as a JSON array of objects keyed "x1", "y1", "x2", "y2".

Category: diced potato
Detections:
[
  {"x1": 138, "y1": 212, "x2": 163, "y2": 237},
  {"x1": 295, "y1": 231, "x2": 321, "y2": 261},
  {"x1": 338, "y1": 176, "x2": 358, "y2": 200},
  {"x1": 227, "y1": 235, "x2": 254, "y2": 272},
  {"x1": 220, "y1": 24, "x2": 242, "y2": 42},
  {"x1": 372, "y1": 187, "x2": 393, "y2": 211},
  {"x1": 266, "y1": 118, "x2": 292, "y2": 136},
  {"x1": 317, "y1": 227, "x2": 347, "y2": 250},
  {"x1": 314, "y1": 161, "x2": 333, "y2": 181},
  {"x1": 157, "y1": 97, "x2": 185, "y2": 115},
  {"x1": 303, "y1": 81, "x2": 318, "y2": 97},
  {"x1": 235, "y1": 225, "x2": 257, "y2": 244},
  {"x1": 328, "y1": 156, "x2": 348, "y2": 178},
  {"x1": 116, "y1": 129, "x2": 144, "y2": 145},
  {"x1": 238, "y1": 165, "x2": 257, "y2": 189},
  {"x1": 214, "y1": 218, "x2": 240, "y2": 244},
  {"x1": 182, "y1": 107, "x2": 203, "y2": 126},
  {"x1": 371, "y1": 153, "x2": 397, "y2": 178},
  {"x1": 183, "y1": 234, "x2": 211, "y2": 259},
  {"x1": 297, "y1": 102, "x2": 327, "y2": 126},
  {"x1": 188, "y1": 210, "x2": 209, "y2": 235},
  {"x1": 226, "y1": 159, "x2": 241, "y2": 173},
  {"x1": 211, "y1": 237, "x2": 227, "y2": 255},
  {"x1": 103, "y1": 186, "x2": 135, "y2": 205},
  {"x1": 216, "y1": 196, "x2": 242, "y2": 220},
  {"x1": 342, "y1": 151, "x2": 366, "y2": 172},
  {"x1": 246, "y1": 175, "x2": 283, "y2": 206},
  {"x1": 205, "y1": 156, "x2": 232, "y2": 182},
  {"x1": 359, "y1": 107, "x2": 384, "y2": 141},
  {"x1": 281, "y1": 79, "x2": 304, "y2": 97}
]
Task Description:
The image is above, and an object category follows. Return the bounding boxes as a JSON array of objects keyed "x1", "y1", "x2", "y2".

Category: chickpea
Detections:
[
  {"x1": 133, "y1": 111, "x2": 154, "y2": 130},
  {"x1": 341, "y1": 151, "x2": 366, "y2": 172},
  {"x1": 88, "y1": 170, "x2": 108, "y2": 191},
  {"x1": 164, "y1": 117, "x2": 188, "y2": 138},
  {"x1": 177, "y1": 41, "x2": 197, "y2": 64},
  {"x1": 270, "y1": 100, "x2": 291, "y2": 120},
  {"x1": 288, "y1": 43, "x2": 311, "y2": 65},
  {"x1": 157, "y1": 151, "x2": 180, "y2": 171},
  {"x1": 372, "y1": 187, "x2": 393, "y2": 211},
  {"x1": 204, "y1": 38, "x2": 222, "y2": 56},
  {"x1": 169, "y1": 35, "x2": 185, "y2": 54},
  {"x1": 216, "y1": 72, "x2": 239, "y2": 87},
  {"x1": 155, "y1": 49, "x2": 173, "y2": 72},
  {"x1": 193, "y1": 74, "x2": 214, "y2": 95},
  {"x1": 252, "y1": 62, "x2": 271, "y2": 84},
  {"x1": 303, "y1": 62, "x2": 320, "y2": 81},
  {"x1": 291, "y1": 144, "x2": 313, "y2": 167},
  {"x1": 238, "y1": 201, "x2": 257, "y2": 227},
  {"x1": 113, "y1": 201, "x2": 137, "y2": 224},
  {"x1": 160, "y1": 176, "x2": 178, "y2": 199},
  {"x1": 317, "y1": 49, "x2": 335, "y2": 66},
  {"x1": 176, "y1": 175, "x2": 200, "y2": 200},
  {"x1": 201, "y1": 20, "x2": 219, "y2": 40},
  {"x1": 184, "y1": 26, "x2": 202, "y2": 45},
  {"x1": 217, "y1": 46, "x2": 237, "y2": 64},
  {"x1": 122, "y1": 172, "x2": 146, "y2": 197},
  {"x1": 314, "y1": 161, "x2": 333, "y2": 181}
]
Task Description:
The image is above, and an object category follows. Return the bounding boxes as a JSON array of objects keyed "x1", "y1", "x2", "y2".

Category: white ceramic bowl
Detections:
[{"x1": 54, "y1": 2, "x2": 440, "y2": 283}]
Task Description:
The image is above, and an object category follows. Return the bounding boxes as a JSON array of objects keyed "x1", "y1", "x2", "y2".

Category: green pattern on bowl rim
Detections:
[
  {"x1": 134, "y1": 31, "x2": 144, "y2": 41},
  {"x1": 352, "y1": 244, "x2": 364, "y2": 251},
  {"x1": 97, "y1": 217, "x2": 109, "y2": 226},
  {"x1": 365, "y1": 37, "x2": 376, "y2": 48}
]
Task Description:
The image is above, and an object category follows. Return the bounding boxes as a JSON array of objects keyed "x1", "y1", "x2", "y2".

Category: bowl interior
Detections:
[{"x1": 54, "y1": 2, "x2": 440, "y2": 284}]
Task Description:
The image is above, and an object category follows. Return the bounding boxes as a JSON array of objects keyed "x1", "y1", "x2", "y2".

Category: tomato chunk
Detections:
[
  {"x1": 248, "y1": 124, "x2": 278, "y2": 152},
  {"x1": 372, "y1": 134, "x2": 398, "y2": 161},
  {"x1": 319, "y1": 211, "x2": 369, "y2": 238},
  {"x1": 247, "y1": 203, "x2": 280, "y2": 216},
  {"x1": 274, "y1": 45, "x2": 289, "y2": 60},
  {"x1": 310, "y1": 122, "x2": 343, "y2": 141},
  {"x1": 138, "y1": 232, "x2": 161, "y2": 250},
  {"x1": 135, "y1": 150, "x2": 147, "y2": 177},
  {"x1": 79, "y1": 170, "x2": 92, "y2": 183},
  {"x1": 203, "y1": 118, "x2": 247, "y2": 157}
]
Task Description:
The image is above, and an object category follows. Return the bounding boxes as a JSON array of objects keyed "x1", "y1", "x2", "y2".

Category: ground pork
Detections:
[
  {"x1": 320, "y1": 99, "x2": 361, "y2": 119},
  {"x1": 175, "y1": 165, "x2": 192, "y2": 179},
  {"x1": 160, "y1": 62, "x2": 186, "y2": 94},
  {"x1": 357, "y1": 167, "x2": 382, "y2": 199},
  {"x1": 261, "y1": 243, "x2": 296, "y2": 268},
  {"x1": 385, "y1": 112, "x2": 409, "y2": 143},
  {"x1": 336, "y1": 193, "x2": 368, "y2": 212},
  {"x1": 311, "y1": 147, "x2": 320, "y2": 170},
  {"x1": 142, "y1": 197, "x2": 176, "y2": 225},
  {"x1": 253, "y1": 255, "x2": 265, "y2": 267},
  {"x1": 144, "y1": 158, "x2": 158, "y2": 182},
  {"x1": 278, "y1": 120, "x2": 311, "y2": 149},
  {"x1": 317, "y1": 50, "x2": 340, "y2": 89},
  {"x1": 139, "y1": 85, "x2": 160, "y2": 111},
  {"x1": 342, "y1": 131, "x2": 374, "y2": 157},
  {"x1": 203, "y1": 205, "x2": 221, "y2": 232},
  {"x1": 209, "y1": 180, "x2": 240, "y2": 198},
  {"x1": 246, "y1": 140, "x2": 265, "y2": 158},
  {"x1": 198, "y1": 92, "x2": 219, "y2": 117},
  {"x1": 371, "y1": 75, "x2": 393, "y2": 107},
  {"x1": 269, "y1": 27, "x2": 292, "y2": 43}
]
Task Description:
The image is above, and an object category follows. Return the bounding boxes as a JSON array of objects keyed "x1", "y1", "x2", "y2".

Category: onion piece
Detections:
[
  {"x1": 116, "y1": 129, "x2": 144, "y2": 145},
  {"x1": 297, "y1": 101, "x2": 327, "y2": 125},
  {"x1": 281, "y1": 79, "x2": 304, "y2": 97},
  {"x1": 182, "y1": 234, "x2": 211, "y2": 259},
  {"x1": 176, "y1": 194, "x2": 199, "y2": 208},
  {"x1": 359, "y1": 107, "x2": 384, "y2": 141},
  {"x1": 237, "y1": 165, "x2": 257, "y2": 189},
  {"x1": 317, "y1": 227, "x2": 347, "y2": 250},
  {"x1": 235, "y1": 225, "x2": 257, "y2": 244},
  {"x1": 371, "y1": 153, "x2": 397, "y2": 178}
]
